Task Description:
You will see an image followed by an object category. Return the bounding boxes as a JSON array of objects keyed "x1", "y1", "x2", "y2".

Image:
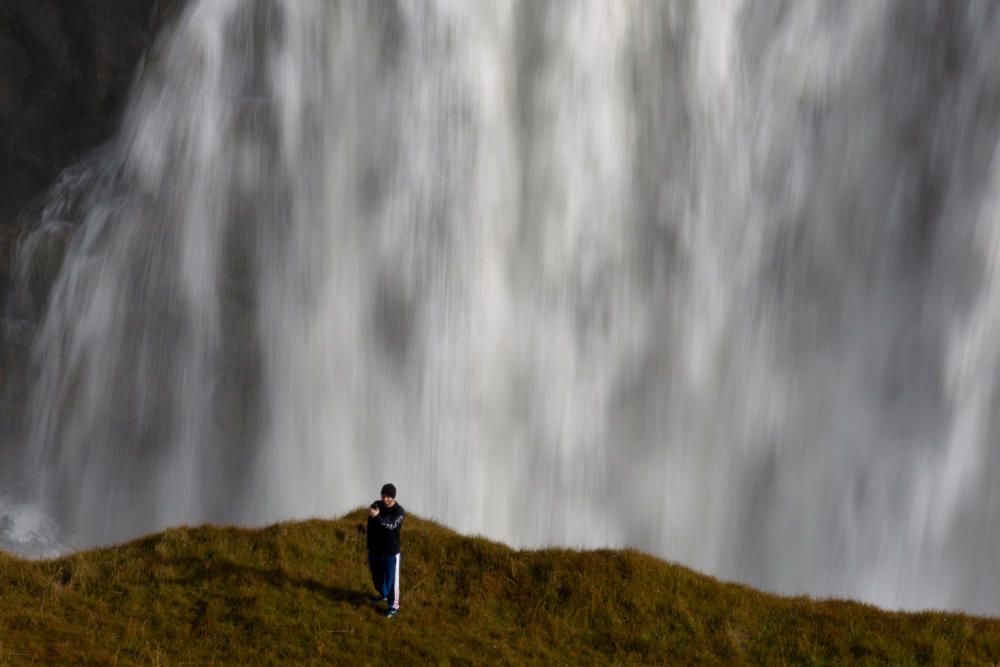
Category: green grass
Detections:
[{"x1": 1, "y1": 510, "x2": 999, "y2": 665}]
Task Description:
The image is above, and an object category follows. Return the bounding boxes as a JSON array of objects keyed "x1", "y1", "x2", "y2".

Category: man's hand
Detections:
[{"x1": 368, "y1": 507, "x2": 380, "y2": 517}]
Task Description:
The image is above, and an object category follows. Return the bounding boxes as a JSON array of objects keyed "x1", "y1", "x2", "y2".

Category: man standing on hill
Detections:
[{"x1": 367, "y1": 483, "x2": 405, "y2": 618}]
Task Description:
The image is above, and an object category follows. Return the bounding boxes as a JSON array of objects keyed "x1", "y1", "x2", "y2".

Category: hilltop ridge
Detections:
[{"x1": 1, "y1": 510, "x2": 998, "y2": 665}]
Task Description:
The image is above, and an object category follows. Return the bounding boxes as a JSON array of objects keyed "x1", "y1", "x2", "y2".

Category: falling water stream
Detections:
[{"x1": 4, "y1": 0, "x2": 1000, "y2": 614}]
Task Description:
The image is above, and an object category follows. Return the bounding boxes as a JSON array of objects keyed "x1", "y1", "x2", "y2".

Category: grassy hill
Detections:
[{"x1": 1, "y1": 511, "x2": 999, "y2": 665}]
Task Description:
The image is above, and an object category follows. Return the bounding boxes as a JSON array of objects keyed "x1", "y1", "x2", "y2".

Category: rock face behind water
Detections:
[
  {"x1": 0, "y1": 0, "x2": 184, "y2": 262},
  {"x1": 0, "y1": 0, "x2": 184, "y2": 425}
]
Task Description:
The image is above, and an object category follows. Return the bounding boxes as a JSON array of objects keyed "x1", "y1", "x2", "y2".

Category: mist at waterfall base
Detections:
[{"x1": 3, "y1": 0, "x2": 1000, "y2": 614}]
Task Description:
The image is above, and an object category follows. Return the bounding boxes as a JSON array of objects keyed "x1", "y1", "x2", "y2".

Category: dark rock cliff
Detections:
[
  {"x1": 0, "y1": 0, "x2": 184, "y2": 277},
  {"x1": 0, "y1": 0, "x2": 185, "y2": 425}
]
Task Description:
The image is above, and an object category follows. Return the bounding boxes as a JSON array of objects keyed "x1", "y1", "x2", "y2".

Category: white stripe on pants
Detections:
[{"x1": 391, "y1": 553, "x2": 401, "y2": 610}]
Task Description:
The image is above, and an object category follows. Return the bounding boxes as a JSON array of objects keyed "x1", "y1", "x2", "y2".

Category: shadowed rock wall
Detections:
[
  {"x1": 0, "y1": 0, "x2": 184, "y2": 425},
  {"x1": 0, "y1": 0, "x2": 184, "y2": 297}
]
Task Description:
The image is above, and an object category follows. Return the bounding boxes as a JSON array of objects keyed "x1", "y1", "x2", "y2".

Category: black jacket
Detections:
[{"x1": 367, "y1": 500, "x2": 405, "y2": 555}]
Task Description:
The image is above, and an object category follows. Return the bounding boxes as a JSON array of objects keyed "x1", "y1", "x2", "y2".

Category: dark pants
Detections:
[{"x1": 368, "y1": 551, "x2": 400, "y2": 610}]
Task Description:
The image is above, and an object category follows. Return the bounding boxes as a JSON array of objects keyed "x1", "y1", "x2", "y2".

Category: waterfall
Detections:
[{"x1": 5, "y1": 0, "x2": 1000, "y2": 614}]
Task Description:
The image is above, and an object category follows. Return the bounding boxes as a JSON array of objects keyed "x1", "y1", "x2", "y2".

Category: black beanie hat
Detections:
[{"x1": 380, "y1": 483, "x2": 397, "y2": 499}]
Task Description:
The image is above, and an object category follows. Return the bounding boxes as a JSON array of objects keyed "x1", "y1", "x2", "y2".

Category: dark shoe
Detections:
[
  {"x1": 369, "y1": 596, "x2": 385, "y2": 605},
  {"x1": 383, "y1": 608, "x2": 398, "y2": 618}
]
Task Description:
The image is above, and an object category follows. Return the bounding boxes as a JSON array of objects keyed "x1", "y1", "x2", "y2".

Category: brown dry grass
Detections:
[{"x1": 1, "y1": 511, "x2": 999, "y2": 665}]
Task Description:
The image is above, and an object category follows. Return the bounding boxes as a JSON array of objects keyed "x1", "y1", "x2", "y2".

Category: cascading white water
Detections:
[{"x1": 5, "y1": 0, "x2": 1000, "y2": 614}]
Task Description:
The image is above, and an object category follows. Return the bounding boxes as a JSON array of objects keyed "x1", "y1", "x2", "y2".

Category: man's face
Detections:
[{"x1": 382, "y1": 495, "x2": 396, "y2": 508}]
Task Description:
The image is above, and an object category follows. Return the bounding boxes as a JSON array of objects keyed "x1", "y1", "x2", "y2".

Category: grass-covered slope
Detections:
[{"x1": 1, "y1": 511, "x2": 999, "y2": 665}]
